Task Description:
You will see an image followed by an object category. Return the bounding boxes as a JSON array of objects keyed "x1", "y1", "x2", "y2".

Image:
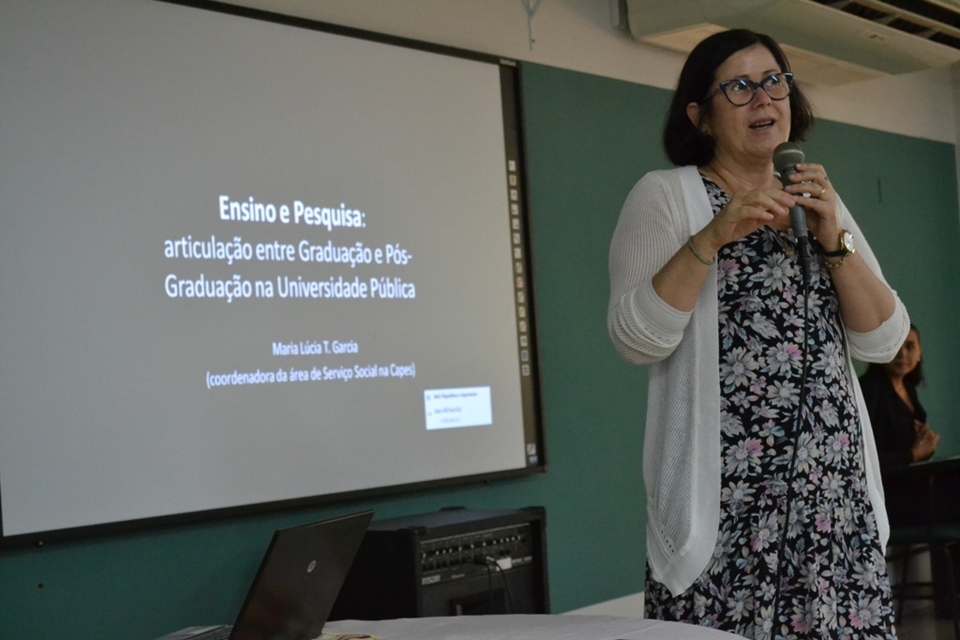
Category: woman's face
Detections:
[
  {"x1": 689, "y1": 44, "x2": 791, "y2": 167},
  {"x1": 884, "y1": 329, "x2": 922, "y2": 379}
]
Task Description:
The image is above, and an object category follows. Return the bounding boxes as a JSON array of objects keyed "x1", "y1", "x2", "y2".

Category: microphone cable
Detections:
[
  {"x1": 769, "y1": 229, "x2": 812, "y2": 635},
  {"x1": 480, "y1": 556, "x2": 515, "y2": 614}
]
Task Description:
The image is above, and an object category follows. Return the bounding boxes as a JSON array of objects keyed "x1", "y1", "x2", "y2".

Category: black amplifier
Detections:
[{"x1": 329, "y1": 507, "x2": 549, "y2": 619}]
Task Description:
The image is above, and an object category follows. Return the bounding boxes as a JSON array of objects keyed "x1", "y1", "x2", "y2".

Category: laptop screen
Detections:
[{"x1": 231, "y1": 511, "x2": 373, "y2": 640}]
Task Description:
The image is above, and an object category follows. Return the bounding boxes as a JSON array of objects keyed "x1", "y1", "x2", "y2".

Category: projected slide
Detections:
[{"x1": 0, "y1": 0, "x2": 541, "y2": 541}]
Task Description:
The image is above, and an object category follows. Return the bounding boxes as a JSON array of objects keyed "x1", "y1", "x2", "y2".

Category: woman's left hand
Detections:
[
  {"x1": 780, "y1": 161, "x2": 900, "y2": 334},
  {"x1": 782, "y1": 162, "x2": 842, "y2": 252},
  {"x1": 912, "y1": 420, "x2": 939, "y2": 462}
]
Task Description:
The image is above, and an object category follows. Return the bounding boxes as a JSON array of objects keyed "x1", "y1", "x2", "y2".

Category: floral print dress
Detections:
[{"x1": 644, "y1": 179, "x2": 897, "y2": 640}]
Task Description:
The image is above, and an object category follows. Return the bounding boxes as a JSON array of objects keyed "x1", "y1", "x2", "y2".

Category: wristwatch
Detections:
[{"x1": 823, "y1": 229, "x2": 855, "y2": 268}]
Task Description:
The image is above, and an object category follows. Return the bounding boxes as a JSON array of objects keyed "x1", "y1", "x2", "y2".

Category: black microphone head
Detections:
[{"x1": 773, "y1": 141, "x2": 804, "y2": 174}]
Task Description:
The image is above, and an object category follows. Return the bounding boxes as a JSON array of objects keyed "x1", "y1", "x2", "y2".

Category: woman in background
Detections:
[
  {"x1": 858, "y1": 326, "x2": 960, "y2": 529},
  {"x1": 859, "y1": 325, "x2": 938, "y2": 469}
]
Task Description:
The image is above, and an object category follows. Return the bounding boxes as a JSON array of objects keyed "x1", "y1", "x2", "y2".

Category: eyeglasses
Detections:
[{"x1": 704, "y1": 72, "x2": 794, "y2": 106}]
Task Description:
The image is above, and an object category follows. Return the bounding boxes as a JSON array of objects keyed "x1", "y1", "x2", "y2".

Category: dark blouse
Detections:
[{"x1": 859, "y1": 367, "x2": 926, "y2": 468}]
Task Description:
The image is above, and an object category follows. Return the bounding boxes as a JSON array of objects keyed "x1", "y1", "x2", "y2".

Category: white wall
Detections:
[{"x1": 226, "y1": 0, "x2": 959, "y2": 146}]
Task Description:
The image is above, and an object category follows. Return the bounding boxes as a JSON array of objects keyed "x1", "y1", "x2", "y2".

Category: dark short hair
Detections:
[
  {"x1": 662, "y1": 29, "x2": 816, "y2": 167},
  {"x1": 905, "y1": 325, "x2": 925, "y2": 387}
]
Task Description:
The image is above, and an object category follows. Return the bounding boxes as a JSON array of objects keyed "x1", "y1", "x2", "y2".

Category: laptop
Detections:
[{"x1": 154, "y1": 510, "x2": 374, "y2": 640}]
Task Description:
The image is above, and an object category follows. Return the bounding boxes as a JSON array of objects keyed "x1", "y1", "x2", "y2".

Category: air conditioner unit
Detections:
[{"x1": 622, "y1": 0, "x2": 960, "y2": 85}]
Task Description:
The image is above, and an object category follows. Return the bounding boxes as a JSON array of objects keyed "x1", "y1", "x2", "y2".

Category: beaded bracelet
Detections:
[{"x1": 824, "y1": 255, "x2": 848, "y2": 269}]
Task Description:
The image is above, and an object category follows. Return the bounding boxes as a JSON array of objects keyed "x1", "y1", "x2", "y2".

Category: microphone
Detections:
[{"x1": 773, "y1": 141, "x2": 811, "y2": 272}]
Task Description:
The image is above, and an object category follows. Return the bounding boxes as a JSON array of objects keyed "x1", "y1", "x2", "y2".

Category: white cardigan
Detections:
[{"x1": 607, "y1": 165, "x2": 910, "y2": 596}]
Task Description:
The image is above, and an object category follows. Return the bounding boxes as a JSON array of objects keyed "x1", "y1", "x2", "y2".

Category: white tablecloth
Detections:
[{"x1": 325, "y1": 614, "x2": 743, "y2": 640}]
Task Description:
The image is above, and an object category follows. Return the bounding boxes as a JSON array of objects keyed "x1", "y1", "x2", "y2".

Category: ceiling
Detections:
[{"x1": 623, "y1": 0, "x2": 960, "y2": 85}]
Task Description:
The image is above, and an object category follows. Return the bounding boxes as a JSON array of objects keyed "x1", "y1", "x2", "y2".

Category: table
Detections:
[{"x1": 325, "y1": 614, "x2": 744, "y2": 640}]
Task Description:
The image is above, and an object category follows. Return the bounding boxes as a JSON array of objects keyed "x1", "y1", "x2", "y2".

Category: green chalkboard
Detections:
[
  {"x1": 1, "y1": 61, "x2": 957, "y2": 640},
  {"x1": 802, "y1": 120, "x2": 960, "y2": 451}
]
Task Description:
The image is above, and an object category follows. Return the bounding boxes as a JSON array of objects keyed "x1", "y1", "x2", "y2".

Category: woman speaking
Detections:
[{"x1": 608, "y1": 29, "x2": 910, "y2": 639}]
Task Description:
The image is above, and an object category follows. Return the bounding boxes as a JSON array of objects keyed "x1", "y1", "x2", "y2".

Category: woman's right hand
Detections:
[
  {"x1": 697, "y1": 187, "x2": 793, "y2": 255},
  {"x1": 651, "y1": 186, "x2": 794, "y2": 314},
  {"x1": 911, "y1": 420, "x2": 939, "y2": 462}
]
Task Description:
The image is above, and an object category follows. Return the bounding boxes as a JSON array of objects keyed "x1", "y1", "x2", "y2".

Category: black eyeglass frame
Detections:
[{"x1": 703, "y1": 72, "x2": 795, "y2": 106}]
